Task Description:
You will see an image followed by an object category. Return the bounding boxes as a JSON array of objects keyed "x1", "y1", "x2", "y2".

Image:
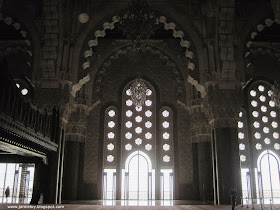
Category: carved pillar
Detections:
[
  {"x1": 33, "y1": 85, "x2": 72, "y2": 203},
  {"x1": 190, "y1": 100, "x2": 213, "y2": 201},
  {"x1": 62, "y1": 111, "x2": 87, "y2": 200},
  {"x1": 204, "y1": 81, "x2": 242, "y2": 204}
]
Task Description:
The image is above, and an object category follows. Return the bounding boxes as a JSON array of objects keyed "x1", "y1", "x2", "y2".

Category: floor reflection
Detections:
[
  {"x1": 102, "y1": 200, "x2": 174, "y2": 206},
  {"x1": 0, "y1": 196, "x2": 31, "y2": 204},
  {"x1": 64, "y1": 199, "x2": 213, "y2": 206}
]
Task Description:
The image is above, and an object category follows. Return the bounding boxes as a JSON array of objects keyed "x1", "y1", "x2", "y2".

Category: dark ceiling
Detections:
[
  {"x1": 254, "y1": 23, "x2": 280, "y2": 43},
  {"x1": 3, "y1": 0, "x2": 43, "y2": 20},
  {"x1": 0, "y1": 22, "x2": 24, "y2": 40}
]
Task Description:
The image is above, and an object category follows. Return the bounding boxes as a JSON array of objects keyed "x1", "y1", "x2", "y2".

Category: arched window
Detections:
[
  {"x1": 103, "y1": 106, "x2": 118, "y2": 200},
  {"x1": 238, "y1": 80, "x2": 280, "y2": 204},
  {"x1": 159, "y1": 107, "x2": 174, "y2": 200},
  {"x1": 237, "y1": 109, "x2": 251, "y2": 203},
  {"x1": 102, "y1": 79, "x2": 175, "y2": 200}
]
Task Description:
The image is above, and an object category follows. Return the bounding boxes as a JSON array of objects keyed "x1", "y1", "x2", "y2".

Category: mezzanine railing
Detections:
[{"x1": 0, "y1": 78, "x2": 60, "y2": 146}]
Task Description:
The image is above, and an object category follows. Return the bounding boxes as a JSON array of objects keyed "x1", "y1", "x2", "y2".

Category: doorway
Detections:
[{"x1": 122, "y1": 151, "x2": 155, "y2": 200}]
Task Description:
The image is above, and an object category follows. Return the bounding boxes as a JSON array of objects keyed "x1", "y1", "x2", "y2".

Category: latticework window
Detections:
[
  {"x1": 238, "y1": 81, "x2": 280, "y2": 204},
  {"x1": 103, "y1": 79, "x2": 175, "y2": 200},
  {"x1": 121, "y1": 81, "x2": 156, "y2": 161},
  {"x1": 159, "y1": 107, "x2": 174, "y2": 166},
  {"x1": 103, "y1": 107, "x2": 118, "y2": 166}
]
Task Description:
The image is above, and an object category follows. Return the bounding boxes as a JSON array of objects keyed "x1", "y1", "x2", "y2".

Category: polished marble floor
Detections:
[
  {"x1": 64, "y1": 200, "x2": 213, "y2": 206},
  {"x1": 1, "y1": 200, "x2": 279, "y2": 210}
]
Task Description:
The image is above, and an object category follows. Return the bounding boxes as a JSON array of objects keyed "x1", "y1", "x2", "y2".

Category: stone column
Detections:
[
  {"x1": 63, "y1": 139, "x2": 82, "y2": 200},
  {"x1": 62, "y1": 113, "x2": 86, "y2": 201},
  {"x1": 190, "y1": 100, "x2": 213, "y2": 201},
  {"x1": 197, "y1": 141, "x2": 213, "y2": 201},
  {"x1": 30, "y1": 160, "x2": 48, "y2": 204},
  {"x1": 45, "y1": 151, "x2": 60, "y2": 203},
  {"x1": 204, "y1": 82, "x2": 242, "y2": 204}
]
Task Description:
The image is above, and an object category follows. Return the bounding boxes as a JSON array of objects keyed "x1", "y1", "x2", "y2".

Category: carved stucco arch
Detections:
[
  {"x1": 91, "y1": 43, "x2": 187, "y2": 102},
  {"x1": 237, "y1": 7, "x2": 279, "y2": 83},
  {"x1": 0, "y1": 14, "x2": 40, "y2": 81},
  {"x1": 70, "y1": 9, "x2": 206, "y2": 98},
  {"x1": 0, "y1": 16, "x2": 32, "y2": 60},
  {"x1": 245, "y1": 17, "x2": 280, "y2": 68}
]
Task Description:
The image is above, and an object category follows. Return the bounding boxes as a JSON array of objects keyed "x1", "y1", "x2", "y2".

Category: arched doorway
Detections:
[
  {"x1": 122, "y1": 151, "x2": 155, "y2": 200},
  {"x1": 257, "y1": 150, "x2": 280, "y2": 204}
]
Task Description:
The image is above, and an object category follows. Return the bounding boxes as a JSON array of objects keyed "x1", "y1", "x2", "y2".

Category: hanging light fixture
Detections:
[
  {"x1": 129, "y1": 78, "x2": 148, "y2": 108},
  {"x1": 117, "y1": 0, "x2": 159, "y2": 49}
]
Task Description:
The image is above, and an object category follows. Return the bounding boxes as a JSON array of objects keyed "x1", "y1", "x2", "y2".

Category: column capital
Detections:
[
  {"x1": 203, "y1": 80, "x2": 242, "y2": 128},
  {"x1": 190, "y1": 104, "x2": 211, "y2": 143},
  {"x1": 65, "y1": 110, "x2": 88, "y2": 142}
]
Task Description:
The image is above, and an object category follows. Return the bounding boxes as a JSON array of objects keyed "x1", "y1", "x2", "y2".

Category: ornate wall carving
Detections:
[
  {"x1": 83, "y1": 105, "x2": 101, "y2": 184},
  {"x1": 177, "y1": 106, "x2": 193, "y2": 184},
  {"x1": 218, "y1": 0, "x2": 236, "y2": 80},
  {"x1": 203, "y1": 81, "x2": 242, "y2": 128},
  {"x1": 190, "y1": 102, "x2": 211, "y2": 143}
]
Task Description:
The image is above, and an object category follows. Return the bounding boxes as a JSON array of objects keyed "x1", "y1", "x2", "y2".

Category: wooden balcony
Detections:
[{"x1": 0, "y1": 78, "x2": 59, "y2": 159}]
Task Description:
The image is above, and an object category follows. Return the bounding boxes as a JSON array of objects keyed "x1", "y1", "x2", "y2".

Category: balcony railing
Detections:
[{"x1": 0, "y1": 79, "x2": 59, "y2": 145}]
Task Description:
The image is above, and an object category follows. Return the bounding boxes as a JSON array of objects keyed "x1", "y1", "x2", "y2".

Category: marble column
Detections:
[
  {"x1": 190, "y1": 102, "x2": 213, "y2": 201},
  {"x1": 211, "y1": 126, "x2": 241, "y2": 204},
  {"x1": 197, "y1": 141, "x2": 213, "y2": 201},
  {"x1": 62, "y1": 117, "x2": 86, "y2": 200},
  {"x1": 204, "y1": 83, "x2": 242, "y2": 205},
  {"x1": 62, "y1": 140, "x2": 82, "y2": 200}
]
